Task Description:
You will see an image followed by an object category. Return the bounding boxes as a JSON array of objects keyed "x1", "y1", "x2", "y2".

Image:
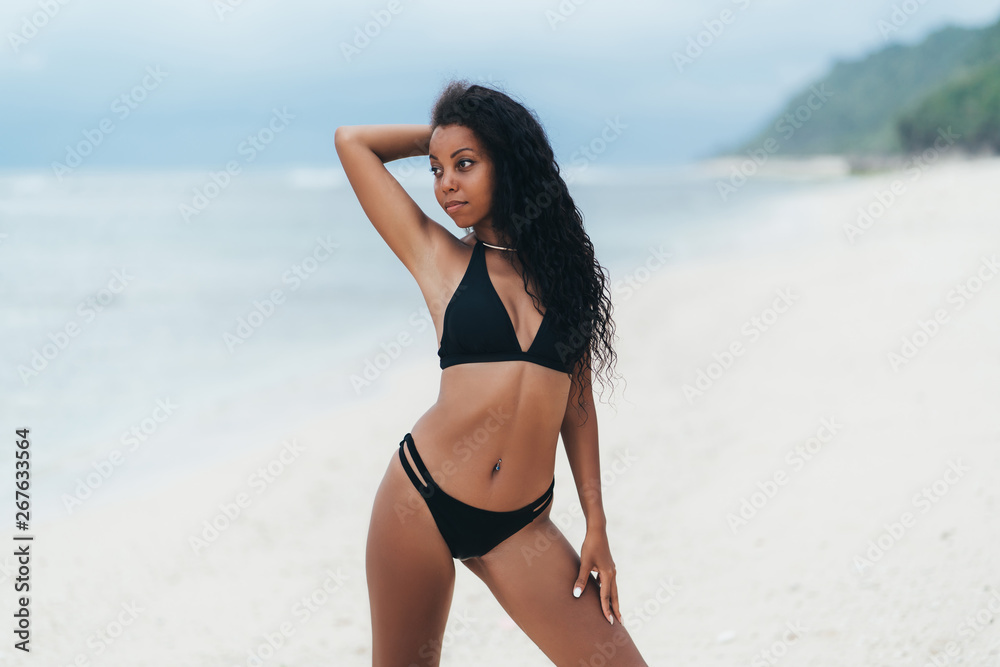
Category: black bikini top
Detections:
[{"x1": 437, "y1": 238, "x2": 573, "y2": 374}]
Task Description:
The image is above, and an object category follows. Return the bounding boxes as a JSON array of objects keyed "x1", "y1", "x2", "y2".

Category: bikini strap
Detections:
[
  {"x1": 529, "y1": 479, "x2": 555, "y2": 516},
  {"x1": 399, "y1": 433, "x2": 435, "y2": 491},
  {"x1": 470, "y1": 238, "x2": 489, "y2": 283}
]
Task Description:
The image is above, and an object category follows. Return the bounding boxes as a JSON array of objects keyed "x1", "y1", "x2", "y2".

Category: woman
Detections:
[{"x1": 335, "y1": 80, "x2": 647, "y2": 666}]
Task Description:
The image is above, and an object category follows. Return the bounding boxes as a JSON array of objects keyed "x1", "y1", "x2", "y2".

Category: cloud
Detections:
[{"x1": 2, "y1": 0, "x2": 999, "y2": 167}]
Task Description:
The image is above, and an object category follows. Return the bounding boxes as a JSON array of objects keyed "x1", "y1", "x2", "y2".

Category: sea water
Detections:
[{"x1": 0, "y1": 160, "x2": 845, "y2": 523}]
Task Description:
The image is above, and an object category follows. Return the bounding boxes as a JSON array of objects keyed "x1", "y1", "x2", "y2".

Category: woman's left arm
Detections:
[{"x1": 561, "y1": 353, "x2": 622, "y2": 626}]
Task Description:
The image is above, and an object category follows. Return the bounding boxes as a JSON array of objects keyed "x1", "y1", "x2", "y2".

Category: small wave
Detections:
[{"x1": 285, "y1": 168, "x2": 345, "y2": 190}]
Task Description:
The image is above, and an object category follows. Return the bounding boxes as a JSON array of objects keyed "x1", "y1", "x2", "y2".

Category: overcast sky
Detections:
[{"x1": 3, "y1": 0, "x2": 1000, "y2": 169}]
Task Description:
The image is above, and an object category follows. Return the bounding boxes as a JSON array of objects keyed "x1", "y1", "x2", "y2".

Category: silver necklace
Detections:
[{"x1": 480, "y1": 239, "x2": 517, "y2": 252}]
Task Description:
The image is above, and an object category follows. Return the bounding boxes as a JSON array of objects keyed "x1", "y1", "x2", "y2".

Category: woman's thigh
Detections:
[
  {"x1": 366, "y1": 452, "x2": 457, "y2": 667},
  {"x1": 462, "y1": 515, "x2": 647, "y2": 666}
]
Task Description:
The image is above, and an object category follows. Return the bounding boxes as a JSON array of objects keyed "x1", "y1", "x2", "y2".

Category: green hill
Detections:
[
  {"x1": 897, "y1": 60, "x2": 1000, "y2": 153},
  {"x1": 721, "y1": 15, "x2": 1000, "y2": 158}
]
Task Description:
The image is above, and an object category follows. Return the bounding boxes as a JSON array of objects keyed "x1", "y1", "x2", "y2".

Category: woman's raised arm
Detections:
[{"x1": 334, "y1": 124, "x2": 440, "y2": 277}]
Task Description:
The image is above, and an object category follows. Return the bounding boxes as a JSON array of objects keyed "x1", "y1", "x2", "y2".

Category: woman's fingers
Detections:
[
  {"x1": 575, "y1": 540, "x2": 619, "y2": 625},
  {"x1": 573, "y1": 566, "x2": 594, "y2": 598},
  {"x1": 599, "y1": 568, "x2": 615, "y2": 624},
  {"x1": 611, "y1": 577, "x2": 623, "y2": 625}
]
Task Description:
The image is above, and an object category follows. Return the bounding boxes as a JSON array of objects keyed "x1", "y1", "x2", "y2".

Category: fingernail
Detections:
[
  {"x1": 573, "y1": 586, "x2": 582, "y2": 598},
  {"x1": 609, "y1": 614, "x2": 614, "y2": 625}
]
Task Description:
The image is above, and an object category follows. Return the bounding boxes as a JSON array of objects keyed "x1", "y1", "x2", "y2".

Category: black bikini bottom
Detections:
[{"x1": 397, "y1": 432, "x2": 554, "y2": 560}]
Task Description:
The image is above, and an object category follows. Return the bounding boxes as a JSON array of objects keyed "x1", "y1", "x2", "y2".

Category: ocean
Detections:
[{"x1": 0, "y1": 159, "x2": 847, "y2": 523}]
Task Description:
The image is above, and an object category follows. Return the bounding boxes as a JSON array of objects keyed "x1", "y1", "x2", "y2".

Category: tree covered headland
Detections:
[{"x1": 723, "y1": 14, "x2": 1000, "y2": 158}]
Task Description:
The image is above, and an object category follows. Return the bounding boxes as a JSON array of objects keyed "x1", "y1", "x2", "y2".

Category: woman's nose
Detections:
[{"x1": 440, "y1": 169, "x2": 457, "y2": 192}]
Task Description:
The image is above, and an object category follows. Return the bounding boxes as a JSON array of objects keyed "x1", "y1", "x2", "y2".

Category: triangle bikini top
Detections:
[{"x1": 437, "y1": 238, "x2": 573, "y2": 374}]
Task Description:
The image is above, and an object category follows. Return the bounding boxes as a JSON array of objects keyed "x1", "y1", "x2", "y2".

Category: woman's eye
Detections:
[{"x1": 429, "y1": 161, "x2": 471, "y2": 176}]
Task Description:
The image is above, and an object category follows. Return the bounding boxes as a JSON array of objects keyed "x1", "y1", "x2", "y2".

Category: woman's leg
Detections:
[
  {"x1": 366, "y1": 452, "x2": 457, "y2": 666},
  {"x1": 462, "y1": 510, "x2": 648, "y2": 666}
]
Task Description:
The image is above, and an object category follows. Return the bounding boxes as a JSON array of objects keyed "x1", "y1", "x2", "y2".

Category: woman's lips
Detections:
[{"x1": 445, "y1": 202, "x2": 466, "y2": 213}]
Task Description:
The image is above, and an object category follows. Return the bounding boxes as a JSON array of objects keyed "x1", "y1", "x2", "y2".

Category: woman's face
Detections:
[{"x1": 429, "y1": 124, "x2": 494, "y2": 230}]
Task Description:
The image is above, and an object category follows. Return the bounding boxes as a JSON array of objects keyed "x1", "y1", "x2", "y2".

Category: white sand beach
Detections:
[{"x1": 8, "y1": 155, "x2": 1000, "y2": 666}]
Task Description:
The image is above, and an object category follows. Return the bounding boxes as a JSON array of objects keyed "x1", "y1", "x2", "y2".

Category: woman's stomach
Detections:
[{"x1": 409, "y1": 361, "x2": 572, "y2": 510}]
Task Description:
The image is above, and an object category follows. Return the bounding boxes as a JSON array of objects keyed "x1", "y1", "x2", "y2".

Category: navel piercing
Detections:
[{"x1": 494, "y1": 458, "x2": 502, "y2": 471}]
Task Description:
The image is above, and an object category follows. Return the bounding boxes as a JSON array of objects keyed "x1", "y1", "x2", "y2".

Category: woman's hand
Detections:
[{"x1": 572, "y1": 525, "x2": 623, "y2": 626}]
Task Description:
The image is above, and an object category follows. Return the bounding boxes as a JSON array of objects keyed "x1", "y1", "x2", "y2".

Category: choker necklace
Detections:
[{"x1": 479, "y1": 238, "x2": 517, "y2": 252}]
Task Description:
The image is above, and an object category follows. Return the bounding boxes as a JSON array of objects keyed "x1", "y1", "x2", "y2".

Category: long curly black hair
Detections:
[{"x1": 430, "y1": 79, "x2": 622, "y2": 422}]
